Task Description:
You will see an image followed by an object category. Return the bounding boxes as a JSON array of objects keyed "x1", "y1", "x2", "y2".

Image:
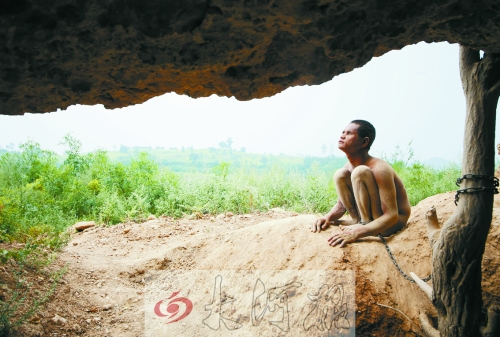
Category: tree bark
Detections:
[{"x1": 431, "y1": 47, "x2": 500, "y2": 336}]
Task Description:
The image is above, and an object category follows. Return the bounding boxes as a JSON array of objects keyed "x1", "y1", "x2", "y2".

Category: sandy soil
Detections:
[{"x1": 13, "y1": 193, "x2": 500, "y2": 336}]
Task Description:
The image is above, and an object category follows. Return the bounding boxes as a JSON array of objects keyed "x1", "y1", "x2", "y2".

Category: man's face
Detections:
[{"x1": 338, "y1": 123, "x2": 364, "y2": 152}]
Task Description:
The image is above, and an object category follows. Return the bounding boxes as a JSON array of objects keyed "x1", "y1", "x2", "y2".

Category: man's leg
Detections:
[
  {"x1": 333, "y1": 168, "x2": 360, "y2": 223},
  {"x1": 350, "y1": 165, "x2": 406, "y2": 236},
  {"x1": 350, "y1": 165, "x2": 383, "y2": 224}
]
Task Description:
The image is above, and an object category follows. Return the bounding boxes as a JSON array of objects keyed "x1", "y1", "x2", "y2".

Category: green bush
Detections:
[
  {"x1": 97, "y1": 191, "x2": 126, "y2": 225},
  {"x1": 0, "y1": 138, "x2": 461, "y2": 243}
]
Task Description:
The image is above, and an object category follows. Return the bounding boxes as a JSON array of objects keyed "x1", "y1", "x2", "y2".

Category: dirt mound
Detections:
[{"x1": 18, "y1": 193, "x2": 500, "y2": 336}]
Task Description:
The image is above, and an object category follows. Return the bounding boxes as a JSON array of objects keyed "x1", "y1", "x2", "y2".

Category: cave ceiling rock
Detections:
[{"x1": 1, "y1": 0, "x2": 499, "y2": 115}]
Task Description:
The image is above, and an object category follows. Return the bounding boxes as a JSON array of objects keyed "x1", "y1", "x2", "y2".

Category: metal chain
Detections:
[
  {"x1": 455, "y1": 174, "x2": 499, "y2": 187},
  {"x1": 454, "y1": 174, "x2": 499, "y2": 205},
  {"x1": 378, "y1": 234, "x2": 432, "y2": 283},
  {"x1": 455, "y1": 187, "x2": 499, "y2": 205}
]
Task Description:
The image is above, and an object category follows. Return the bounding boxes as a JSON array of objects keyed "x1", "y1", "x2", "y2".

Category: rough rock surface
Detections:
[{"x1": 1, "y1": 0, "x2": 500, "y2": 115}]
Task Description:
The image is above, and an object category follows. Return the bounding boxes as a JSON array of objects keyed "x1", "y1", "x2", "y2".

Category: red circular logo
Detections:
[{"x1": 154, "y1": 291, "x2": 193, "y2": 324}]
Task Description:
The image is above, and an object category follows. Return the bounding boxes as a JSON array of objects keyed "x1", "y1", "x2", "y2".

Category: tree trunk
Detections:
[{"x1": 431, "y1": 47, "x2": 500, "y2": 336}]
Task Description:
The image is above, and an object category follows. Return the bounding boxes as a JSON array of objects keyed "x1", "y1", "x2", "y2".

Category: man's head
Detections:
[{"x1": 350, "y1": 120, "x2": 376, "y2": 150}]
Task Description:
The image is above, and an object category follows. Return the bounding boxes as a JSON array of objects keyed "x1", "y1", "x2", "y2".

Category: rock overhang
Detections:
[{"x1": 1, "y1": 0, "x2": 499, "y2": 115}]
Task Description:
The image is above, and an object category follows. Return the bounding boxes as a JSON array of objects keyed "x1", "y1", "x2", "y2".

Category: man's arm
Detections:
[{"x1": 310, "y1": 201, "x2": 346, "y2": 232}]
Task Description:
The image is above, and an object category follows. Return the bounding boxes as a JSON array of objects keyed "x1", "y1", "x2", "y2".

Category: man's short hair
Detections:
[{"x1": 351, "y1": 120, "x2": 376, "y2": 150}]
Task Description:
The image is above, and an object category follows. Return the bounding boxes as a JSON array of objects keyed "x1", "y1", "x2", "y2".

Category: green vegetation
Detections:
[
  {"x1": 0, "y1": 137, "x2": 345, "y2": 241},
  {"x1": 0, "y1": 137, "x2": 461, "y2": 244},
  {"x1": 382, "y1": 144, "x2": 461, "y2": 206}
]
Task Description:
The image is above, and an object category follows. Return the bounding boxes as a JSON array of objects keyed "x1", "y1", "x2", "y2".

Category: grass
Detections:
[
  {"x1": 0, "y1": 241, "x2": 66, "y2": 337},
  {"x1": 0, "y1": 137, "x2": 461, "y2": 241}
]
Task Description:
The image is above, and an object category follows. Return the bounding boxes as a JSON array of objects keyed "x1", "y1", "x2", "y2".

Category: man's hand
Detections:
[
  {"x1": 327, "y1": 224, "x2": 365, "y2": 247},
  {"x1": 311, "y1": 216, "x2": 331, "y2": 232}
]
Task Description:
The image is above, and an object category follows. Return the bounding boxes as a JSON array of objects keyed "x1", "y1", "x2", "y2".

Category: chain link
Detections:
[
  {"x1": 455, "y1": 187, "x2": 499, "y2": 205},
  {"x1": 378, "y1": 234, "x2": 432, "y2": 283},
  {"x1": 454, "y1": 174, "x2": 499, "y2": 205},
  {"x1": 455, "y1": 174, "x2": 499, "y2": 187}
]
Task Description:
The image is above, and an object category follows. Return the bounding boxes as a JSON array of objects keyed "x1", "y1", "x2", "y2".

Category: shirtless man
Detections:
[{"x1": 311, "y1": 120, "x2": 411, "y2": 248}]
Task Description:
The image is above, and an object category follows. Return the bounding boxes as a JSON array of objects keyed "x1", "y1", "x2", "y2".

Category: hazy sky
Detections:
[{"x1": 1, "y1": 41, "x2": 498, "y2": 162}]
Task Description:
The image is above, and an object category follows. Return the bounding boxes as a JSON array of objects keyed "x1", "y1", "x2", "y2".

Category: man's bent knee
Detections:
[
  {"x1": 351, "y1": 165, "x2": 373, "y2": 181},
  {"x1": 334, "y1": 168, "x2": 351, "y2": 182}
]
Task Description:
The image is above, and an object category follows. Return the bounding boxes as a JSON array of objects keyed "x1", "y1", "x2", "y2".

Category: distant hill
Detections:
[{"x1": 106, "y1": 147, "x2": 347, "y2": 173}]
